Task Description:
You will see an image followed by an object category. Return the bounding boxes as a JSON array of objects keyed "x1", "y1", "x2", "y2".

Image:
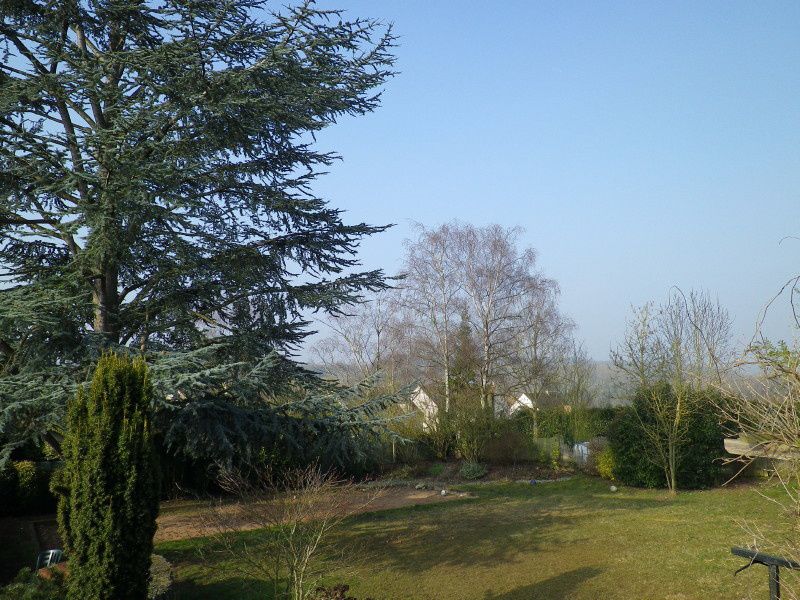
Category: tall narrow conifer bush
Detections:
[{"x1": 57, "y1": 353, "x2": 159, "y2": 600}]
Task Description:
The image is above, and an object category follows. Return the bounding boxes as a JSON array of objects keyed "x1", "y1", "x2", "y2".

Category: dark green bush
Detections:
[
  {"x1": 312, "y1": 584, "x2": 374, "y2": 600},
  {"x1": 607, "y1": 407, "x2": 664, "y2": 488},
  {"x1": 451, "y1": 403, "x2": 493, "y2": 463},
  {"x1": 607, "y1": 385, "x2": 726, "y2": 490},
  {"x1": 532, "y1": 407, "x2": 567, "y2": 439},
  {"x1": 0, "y1": 461, "x2": 56, "y2": 517},
  {"x1": 57, "y1": 353, "x2": 159, "y2": 600},
  {"x1": 426, "y1": 462, "x2": 446, "y2": 477},
  {"x1": 421, "y1": 418, "x2": 456, "y2": 461},
  {"x1": 483, "y1": 419, "x2": 535, "y2": 464},
  {"x1": 677, "y1": 399, "x2": 726, "y2": 489}
]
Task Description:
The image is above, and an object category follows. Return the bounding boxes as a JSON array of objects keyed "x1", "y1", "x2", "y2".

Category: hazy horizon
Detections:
[{"x1": 301, "y1": 1, "x2": 800, "y2": 361}]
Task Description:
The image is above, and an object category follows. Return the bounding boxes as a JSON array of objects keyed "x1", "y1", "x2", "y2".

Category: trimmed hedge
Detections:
[{"x1": 515, "y1": 406, "x2": 620, "y2": 445}]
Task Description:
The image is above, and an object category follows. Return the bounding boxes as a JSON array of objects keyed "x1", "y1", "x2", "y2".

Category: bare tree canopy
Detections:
[
  {"x1": 612, "y1": 289, "x2": 733, "y2": 390},
  {"x1": 312, "y1": 222, "x2": 580, "y2": 416}
]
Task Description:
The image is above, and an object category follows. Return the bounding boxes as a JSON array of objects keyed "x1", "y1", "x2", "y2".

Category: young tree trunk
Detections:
[{"x1": 667, "y1": 439, "x2": 678, "y2": 495}]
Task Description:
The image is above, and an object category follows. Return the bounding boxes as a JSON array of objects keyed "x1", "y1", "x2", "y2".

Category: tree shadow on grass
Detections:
[
  {"x1": 483, "y1": 566, "x2": 603, "y2": 600},
  {"x1": 171, "y1": 575, "x2": 272, "y2": 600},
  {"x1": 333, "y1": 487, "x2": 670, "y2": 574}
]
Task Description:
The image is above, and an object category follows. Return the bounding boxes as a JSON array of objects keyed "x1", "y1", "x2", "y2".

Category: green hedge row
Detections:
[
  {"x1": 515, "y1": 406, "x2": 620, "y2": 445},
  {"x1": 0, "y1": 461, "x2": 58, "y2": 516}
]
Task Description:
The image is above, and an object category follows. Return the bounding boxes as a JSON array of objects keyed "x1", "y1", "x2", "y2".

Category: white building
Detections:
[
  {"x1": 409, "y1": 386, "x2": 438, "y2": 430},
  {"x1": 508, "y1": 392, "x2": 535, "y2": 415}
]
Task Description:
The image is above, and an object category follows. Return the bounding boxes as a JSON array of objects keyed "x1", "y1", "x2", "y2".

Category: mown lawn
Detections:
[{"x1": 156, "y1": 476, "x2": 793, "y2": 599}]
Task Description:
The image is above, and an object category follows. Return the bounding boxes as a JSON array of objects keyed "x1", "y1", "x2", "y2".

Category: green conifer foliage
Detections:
[
  {"x1": 0, "y1": 1, "x2": 396, "y2": 460},
  {"x1": 57, "y1": 352, "x2": 159, "y2": 600}
]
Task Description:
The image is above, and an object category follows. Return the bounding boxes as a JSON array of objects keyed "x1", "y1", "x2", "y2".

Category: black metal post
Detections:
[
  {"x1": 731, "y1": 547, "x2": 800, "y2": 600},
  {"x1": 769, "y1": 564, "x2": 780, "y2": 600}
]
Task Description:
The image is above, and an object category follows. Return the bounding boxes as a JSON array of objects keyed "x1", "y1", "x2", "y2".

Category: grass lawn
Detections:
[{"x1": 156, "y1": 476, "x2": 790, "y2": 599}]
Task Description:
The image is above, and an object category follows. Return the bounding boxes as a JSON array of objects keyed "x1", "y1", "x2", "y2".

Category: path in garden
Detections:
[{"x1": 155, "y1": 486, "x2": 469, "y2": 542}]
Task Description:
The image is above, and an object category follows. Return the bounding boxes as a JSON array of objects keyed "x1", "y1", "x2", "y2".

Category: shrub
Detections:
[
  {"x1": 207, "y1": 465, "x2": 365, "y2": 600},
  {"x1": 530, "y1": 437, "x2": 560, "y2": 465},
  {"x1": 459, "y1": 461, "x2": 487, "y2": 480},
  {"x1": 0, "y1": 461, "x2": 56, "y2": 516},
  {"x1": 677, "y1": 398, "x2": 726, "y2": 489},
  {"x1": 579, "y1": 437, "x2": 608, "y2": 476},
  {"x1": 550, "y1": 445, "x2": 561, "y2": 469},
  {"x1": 427, "y1": 462, "x2": 446, "y2": 477},
  {"x1": 419, "y1": 415, "x2": 456, "y2": 461},
  {"x1": 13, "y1": 461, "x2": 54, "y2": 514},
  {"x1": 312, "y1": 584, "x2": 375, "y2": 600},
  {"x1": 451, "y1": 403, "x2": 493, "y2": 463},
  {"x1": 384, "y1": 464, "x2": 419, "y2": 480},
  {"x1": 607, "y1": 386, "x2": 726, "y2": 490},
  {"x1": 148, "y1": 555, "x2": 174, "y2": 600},
  {"x1": 607, "y1": 406, "x2": 664, "y2": 488},
  {"x1": 0, "y1": 567, "x2": 65, "y2": 600},
  {"x1": 56, "y1": 353, "x2": 159, "y2": 600},
  {"x1": 534, "y1": 407, "x2": 567, "y2": 439},
  {"x1": 596, "y1": 446, "x2": 616, "y2": 481}
]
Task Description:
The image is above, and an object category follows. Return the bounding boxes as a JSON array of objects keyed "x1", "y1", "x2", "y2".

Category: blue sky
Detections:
[{"x1": 308, "y1": 1, "x2": 800, "y2": 360}]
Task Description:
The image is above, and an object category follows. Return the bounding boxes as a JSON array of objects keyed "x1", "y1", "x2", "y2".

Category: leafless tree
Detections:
[
  {"x1": 399, "y1": 223, "x2": 462, "y2": 412},
  {"x1": 558, "y1": 341, "x2": 595, "y2": 408},
  {"x1": 452, "y1": 224, "x2": 553, "y2": 409},
  {"x1": 201, "y1": 465, "x2": 377, "y2": 600},
  {"x1": 611, "y1": 289, "x2": 733, "y2": 493},
  {"x1": 507, "y1": 282, "x2": 574, "y2": 404},
  {"x1": 612, "y1": 289, "x2": 733, "y2": 389},
  {"x1": 709, "y1": 274, "x2": 800, "y2": 599},
  {"x1": 312, "y1": 291, "x2": 408, "y2": 391}
]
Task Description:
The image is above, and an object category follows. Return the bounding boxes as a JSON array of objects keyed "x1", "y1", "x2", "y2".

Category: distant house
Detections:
[
  {"x1": 409, "y1": 386, "x2": 438, "y2": 430},
  {"x1": 509, "y1": 392, "x2": 536, "y2": 415}
]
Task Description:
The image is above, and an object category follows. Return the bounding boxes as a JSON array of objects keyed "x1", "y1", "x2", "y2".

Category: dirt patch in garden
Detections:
[
  {"x1": 154, "y1": 485, "x2": 469, "y2": 543},
  {"x1": 381, "y1": 460, "x2": 569, "y2": 484}
]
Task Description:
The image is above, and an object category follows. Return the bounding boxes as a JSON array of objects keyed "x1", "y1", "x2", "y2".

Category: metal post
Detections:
[{"x1": 769, "y1": 564, "x2": 780, "y2": 600}]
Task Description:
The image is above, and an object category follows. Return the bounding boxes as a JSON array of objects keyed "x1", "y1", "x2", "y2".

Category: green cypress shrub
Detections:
[{"x1": 57, "y1": 353, "x2": 159, "y2": 600}]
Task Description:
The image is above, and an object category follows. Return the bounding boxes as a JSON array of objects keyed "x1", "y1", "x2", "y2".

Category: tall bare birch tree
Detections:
[
  {"x1": 508, "y1": 280, "x2": 574, "y2": 403},
  {"x1": 312, "y1": 291, "x2": 406, "y2": 390},
  {"x1": 400, "y1": 224, "x2": 462, "y2": 412},
  {"x1": 453, "y1": 225, "x2": 551, "y2": 409}
]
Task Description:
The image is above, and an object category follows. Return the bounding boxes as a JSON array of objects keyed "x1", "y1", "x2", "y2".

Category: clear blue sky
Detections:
[{"x1": 309, "y1": 0, "x2": 800, "y2": 360}]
